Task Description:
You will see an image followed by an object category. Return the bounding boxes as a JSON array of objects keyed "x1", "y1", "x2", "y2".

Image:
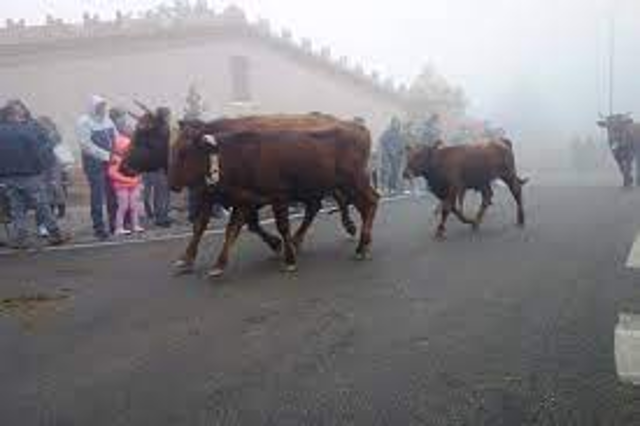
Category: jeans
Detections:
[
  {"x1": 142, "y1": 171, "x2": 171, "y2": 224},
  {"x1": 0, "y1": 175, "x2": 60, "y2": 243},
  {"x1": 83, "y1": 158, "x2": 116, "y2": 235}
]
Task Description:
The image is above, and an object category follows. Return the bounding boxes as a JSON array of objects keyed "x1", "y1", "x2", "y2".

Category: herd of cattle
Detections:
[{"x1": 121, "y1": 105, "x2": 529, "y2": 277}]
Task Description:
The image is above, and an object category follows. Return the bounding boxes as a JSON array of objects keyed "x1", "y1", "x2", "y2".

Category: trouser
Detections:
[
  {"x1": 83, "y1": 159, "x2": 117, "y2": 234},
  {"x1": 115, "y1": 186, "x2": 143, "y2": 231},
  {"x1": 0, "y1": 175, "x2": 60, "y2": 243},
  {"x1": 142, "y1": 171, "x2": 171, "y2": 223},
  {"x1": 383, "y1": 160, "x2": 402, "y2": 193}
]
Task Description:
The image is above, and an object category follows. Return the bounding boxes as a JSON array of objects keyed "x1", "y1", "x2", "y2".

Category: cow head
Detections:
[
  {"x1": 168, "y1": 119, "x2": 218, "y2": 191},
  {"x1": 121, "y1": 105, "x2": 172, "y2": 176},
  {"x1": 404, "y1": 144, "x2": 435, "y2": 180},
  {"x1": 597, "y1": 113, "x2": 634, "y2": 151}
]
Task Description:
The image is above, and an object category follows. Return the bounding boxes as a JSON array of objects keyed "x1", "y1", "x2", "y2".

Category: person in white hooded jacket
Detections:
[{"x1": 77, "y1": 96, "x2": 117, "y2": 240}]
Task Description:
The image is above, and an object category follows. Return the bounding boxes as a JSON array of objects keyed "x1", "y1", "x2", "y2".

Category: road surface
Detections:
[{"x1": 2, "y1": 186, "x2": 640, "y2": 425}]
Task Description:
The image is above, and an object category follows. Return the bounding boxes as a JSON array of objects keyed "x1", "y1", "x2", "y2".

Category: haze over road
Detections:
[{"x1": 2, "y1": 185, "x2": 640, "y2": 424}]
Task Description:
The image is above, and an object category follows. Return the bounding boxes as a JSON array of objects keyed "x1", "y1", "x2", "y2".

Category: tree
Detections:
[
  {"x1": 406, "y1": 64, "x2": 468, "y2": 120},
  {"x1": 183, "y1": 84, "x2": 207, "y2": 120}
]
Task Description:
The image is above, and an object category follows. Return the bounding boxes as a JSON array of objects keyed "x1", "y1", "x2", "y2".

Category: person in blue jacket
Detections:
[{"x1": 0, "y1": 100, "x2": 67, "y2": 248}]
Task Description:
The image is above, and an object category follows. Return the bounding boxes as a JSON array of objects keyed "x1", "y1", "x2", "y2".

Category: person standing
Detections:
[
  {"x1": 418, "y1": 113, "x2": 442, "y2": 146},
  {"x1": 77, "y1": 96, "x2": 117, "y2": 240},
  {"x1": 108, "y1": 134, "x2": 144, "y2": 236},
  {"x1": 0, "y1": 100, "x2": 68, "y2": 248},
  {"x1": 36, "y1": 116, "x2": 73, "y2": 222},
  {"x1": 379, "y1": 117, "x2": 405, "y2": 195},
  {"x1": 142, "y1": 107, "x2": 173, "y2": 228}
]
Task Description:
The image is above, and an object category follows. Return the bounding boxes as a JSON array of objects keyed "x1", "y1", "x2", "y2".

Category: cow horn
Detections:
[
  {"x1": 202, "y1": 134, "x2": 218, "y2": 148},
  {"x1": 127, "y1": 111, "x2": 141, "y2": 121},
  {"x1": 133, "y1": 100, "x2": 153, "y2": 115}
]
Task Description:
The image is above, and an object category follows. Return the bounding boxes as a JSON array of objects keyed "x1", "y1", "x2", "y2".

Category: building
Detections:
[{"x1": 0, "y1": 5, "x2": 411, "y2": 152}]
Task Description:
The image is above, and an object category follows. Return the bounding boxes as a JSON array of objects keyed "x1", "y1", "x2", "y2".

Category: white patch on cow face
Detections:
[{"x1": 206, "y1": 154, "x2": 221, "y2": 186}]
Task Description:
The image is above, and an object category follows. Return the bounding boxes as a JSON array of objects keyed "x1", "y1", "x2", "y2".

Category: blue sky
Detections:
[{"x1": 2, "y1": 0, "x2": 640, "y2": 141}]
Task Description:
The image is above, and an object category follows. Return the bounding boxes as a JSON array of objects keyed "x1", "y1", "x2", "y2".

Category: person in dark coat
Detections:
[
  {"x1": 379, "y1": 117, "x2": 406, "y2": 195},
  {"x1": 0, "y1": 100, "x2": 67, "y2": 248},
  {"x1": 141, "y1": 107, "x2": 173, "y2": 228}
]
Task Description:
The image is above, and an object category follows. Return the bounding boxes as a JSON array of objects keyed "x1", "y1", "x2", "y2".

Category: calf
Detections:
[{"x1": 405, "y1": 139, "x2": 527, "y2": 239}]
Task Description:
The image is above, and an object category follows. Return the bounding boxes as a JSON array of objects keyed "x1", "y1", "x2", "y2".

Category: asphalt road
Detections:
[{"x1": 2, "y1": 186, "x2": 640, "y2": 425}]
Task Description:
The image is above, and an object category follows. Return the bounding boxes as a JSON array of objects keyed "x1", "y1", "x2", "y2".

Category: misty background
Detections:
[{"x1": 2, "y1": 0, "x2": 640, "y2": 148}]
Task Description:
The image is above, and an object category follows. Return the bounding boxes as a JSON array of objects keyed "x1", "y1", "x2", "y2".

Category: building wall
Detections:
[{"x1": 0, "y1": 34, "x2": 406, "y2": 154}]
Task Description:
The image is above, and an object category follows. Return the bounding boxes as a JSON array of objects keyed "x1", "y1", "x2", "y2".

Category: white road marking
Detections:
[
  {"x1": 615, "y1": 313, "x2": 640, "y2": 385},
  {"x1": 626, "y1": 232, "x2": 640, "y2": 269},
  {"x1": 0, "y1": 193, "x2": 415, "y2": 256}
]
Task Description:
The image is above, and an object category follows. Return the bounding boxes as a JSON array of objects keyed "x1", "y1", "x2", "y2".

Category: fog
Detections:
[{"x1": 3, "y1": 0, "x2": 640, "y2": 150}]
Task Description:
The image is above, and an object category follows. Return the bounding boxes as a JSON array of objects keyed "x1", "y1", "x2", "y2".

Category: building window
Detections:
[{"x1": 230, "y1": 55, "x2": 251, "y2": 101}]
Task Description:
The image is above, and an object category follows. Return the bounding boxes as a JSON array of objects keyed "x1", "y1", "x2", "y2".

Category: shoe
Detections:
[
  {"x1": 115, "y1": 228, "x2": 132, "y2": 236},
  {"x1": 95, "y1": 230, "x2": 110, "y2": 241},
  {"x1": 48, "y1": 231, "x2": 71, "y2": 246},
  {"x1": 155, "y1": 220, "x2": 172, "y2": 229},
  {"x1": 8, "y1": 238, "x2": 29, "y2": 250},
  {"x1": 37, "y1": 225, "x2": 50, "y2": 238},
  {"x1": 133, "y1": 226, "x2": 145, "y2": 233}
]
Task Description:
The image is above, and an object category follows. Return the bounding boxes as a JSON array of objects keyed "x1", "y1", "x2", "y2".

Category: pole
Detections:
[{"x1": 608, "y1": 11, "x2": 616, "y2": 116}]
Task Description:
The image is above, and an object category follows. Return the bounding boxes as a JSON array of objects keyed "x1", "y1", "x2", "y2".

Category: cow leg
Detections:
[
  {"x1": 472, "y1": 186, "x2": 494, "y2": 231},
  {"x1": 210, "y1": 207, "x2": 246, "y2": 278},
  {"x1": 292, "y1": 198, "x2": 322, "y2": 251},
  {"x1": 246, "y1": 207, "x2": 282, "y2": 254},
  {"x1": 175, "y1": 196, "x2": 213, "y2": 273},
  {"x1": 272, "y1": 201, "x2": 297, "y2": 272},
  {"x1": 435, "y1": 197, "x2": 453, "y2": 240},
  {"x1": 353, "y1": 184, "x2": 379, "y2": 260},
  {"x1": 333, "y1": 190, "x2": 357, "y2": 237},
  {"x1": 503, "y1": 176, "x2": 525, "y2": 227},
  {"x1": 457, "y1": 189, "x2": 467, "y2": 216},
  {"x1": 450, "y1": 189, "x2": 475, "y2": 226}
]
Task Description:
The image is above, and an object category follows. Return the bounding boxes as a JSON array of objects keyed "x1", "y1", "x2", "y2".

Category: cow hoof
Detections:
[
  {"x1": 354, "y1": 251, "x2": 372, "y2": 261},
  {"x1": 208, "y1": 267, "x2": 225, "y2": 278},
  {"x1": 345, "y1": 223, "x2": 358, "y2": 237},
  {"x1": 434, "y1": 233, "x2": 446, "y2": 241},
  {"x1": 282, "y1": 264, "x2": 298, "y2": 273},
  {"x1": 173, "y1": 259, "x2": 194, "y2": 274},
  {"x1": 345, "y1": 234, "x2": 358, "y2": 243}
]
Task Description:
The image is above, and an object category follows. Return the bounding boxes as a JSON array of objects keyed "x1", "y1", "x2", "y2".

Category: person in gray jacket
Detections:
[{"x1": 77, "y1": 96, "x2": 117, "y2": 240}]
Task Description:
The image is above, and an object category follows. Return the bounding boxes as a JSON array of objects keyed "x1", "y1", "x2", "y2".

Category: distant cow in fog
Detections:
[
  {"x1": 404, "y1": 139, "x2": 527, "y2": 239},
  {"x1": 597, "y1": 113, "x2": 640, "y2": 187}
]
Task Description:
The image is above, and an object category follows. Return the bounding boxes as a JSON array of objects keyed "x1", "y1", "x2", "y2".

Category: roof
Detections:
[{"x1": 0, "y1": 6, "x2": 411, "y2": 110}]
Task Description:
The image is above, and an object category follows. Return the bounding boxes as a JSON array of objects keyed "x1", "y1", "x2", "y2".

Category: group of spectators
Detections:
[
  {"x1": 77, "y1": 96, "x2": 174, "y2": 240},
  {"x1": 0, "y1": 95, "x2": 177, "y2": 248},
  {"x1": 0, "y1": 100, "x2": 73, "y2": 248},
  {"x1": 376, "y1": 114, "x2": 443, "y2": 195}
]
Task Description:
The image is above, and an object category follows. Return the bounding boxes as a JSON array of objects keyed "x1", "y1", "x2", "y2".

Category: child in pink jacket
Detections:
[{"x1": 108, "y1": 135, "x2": 144, "y2": 235}]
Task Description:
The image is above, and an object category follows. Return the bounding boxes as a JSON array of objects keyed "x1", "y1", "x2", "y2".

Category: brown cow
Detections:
[
  {"x1": 122, "y1": 109, "x2": 361, "y2": 274},
  {"x1": 171, "y1": 115, "x2": 379, "y2": 276},
  {"x1": 404, "y1": 138, "x2": 527, "y2": 239}
]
